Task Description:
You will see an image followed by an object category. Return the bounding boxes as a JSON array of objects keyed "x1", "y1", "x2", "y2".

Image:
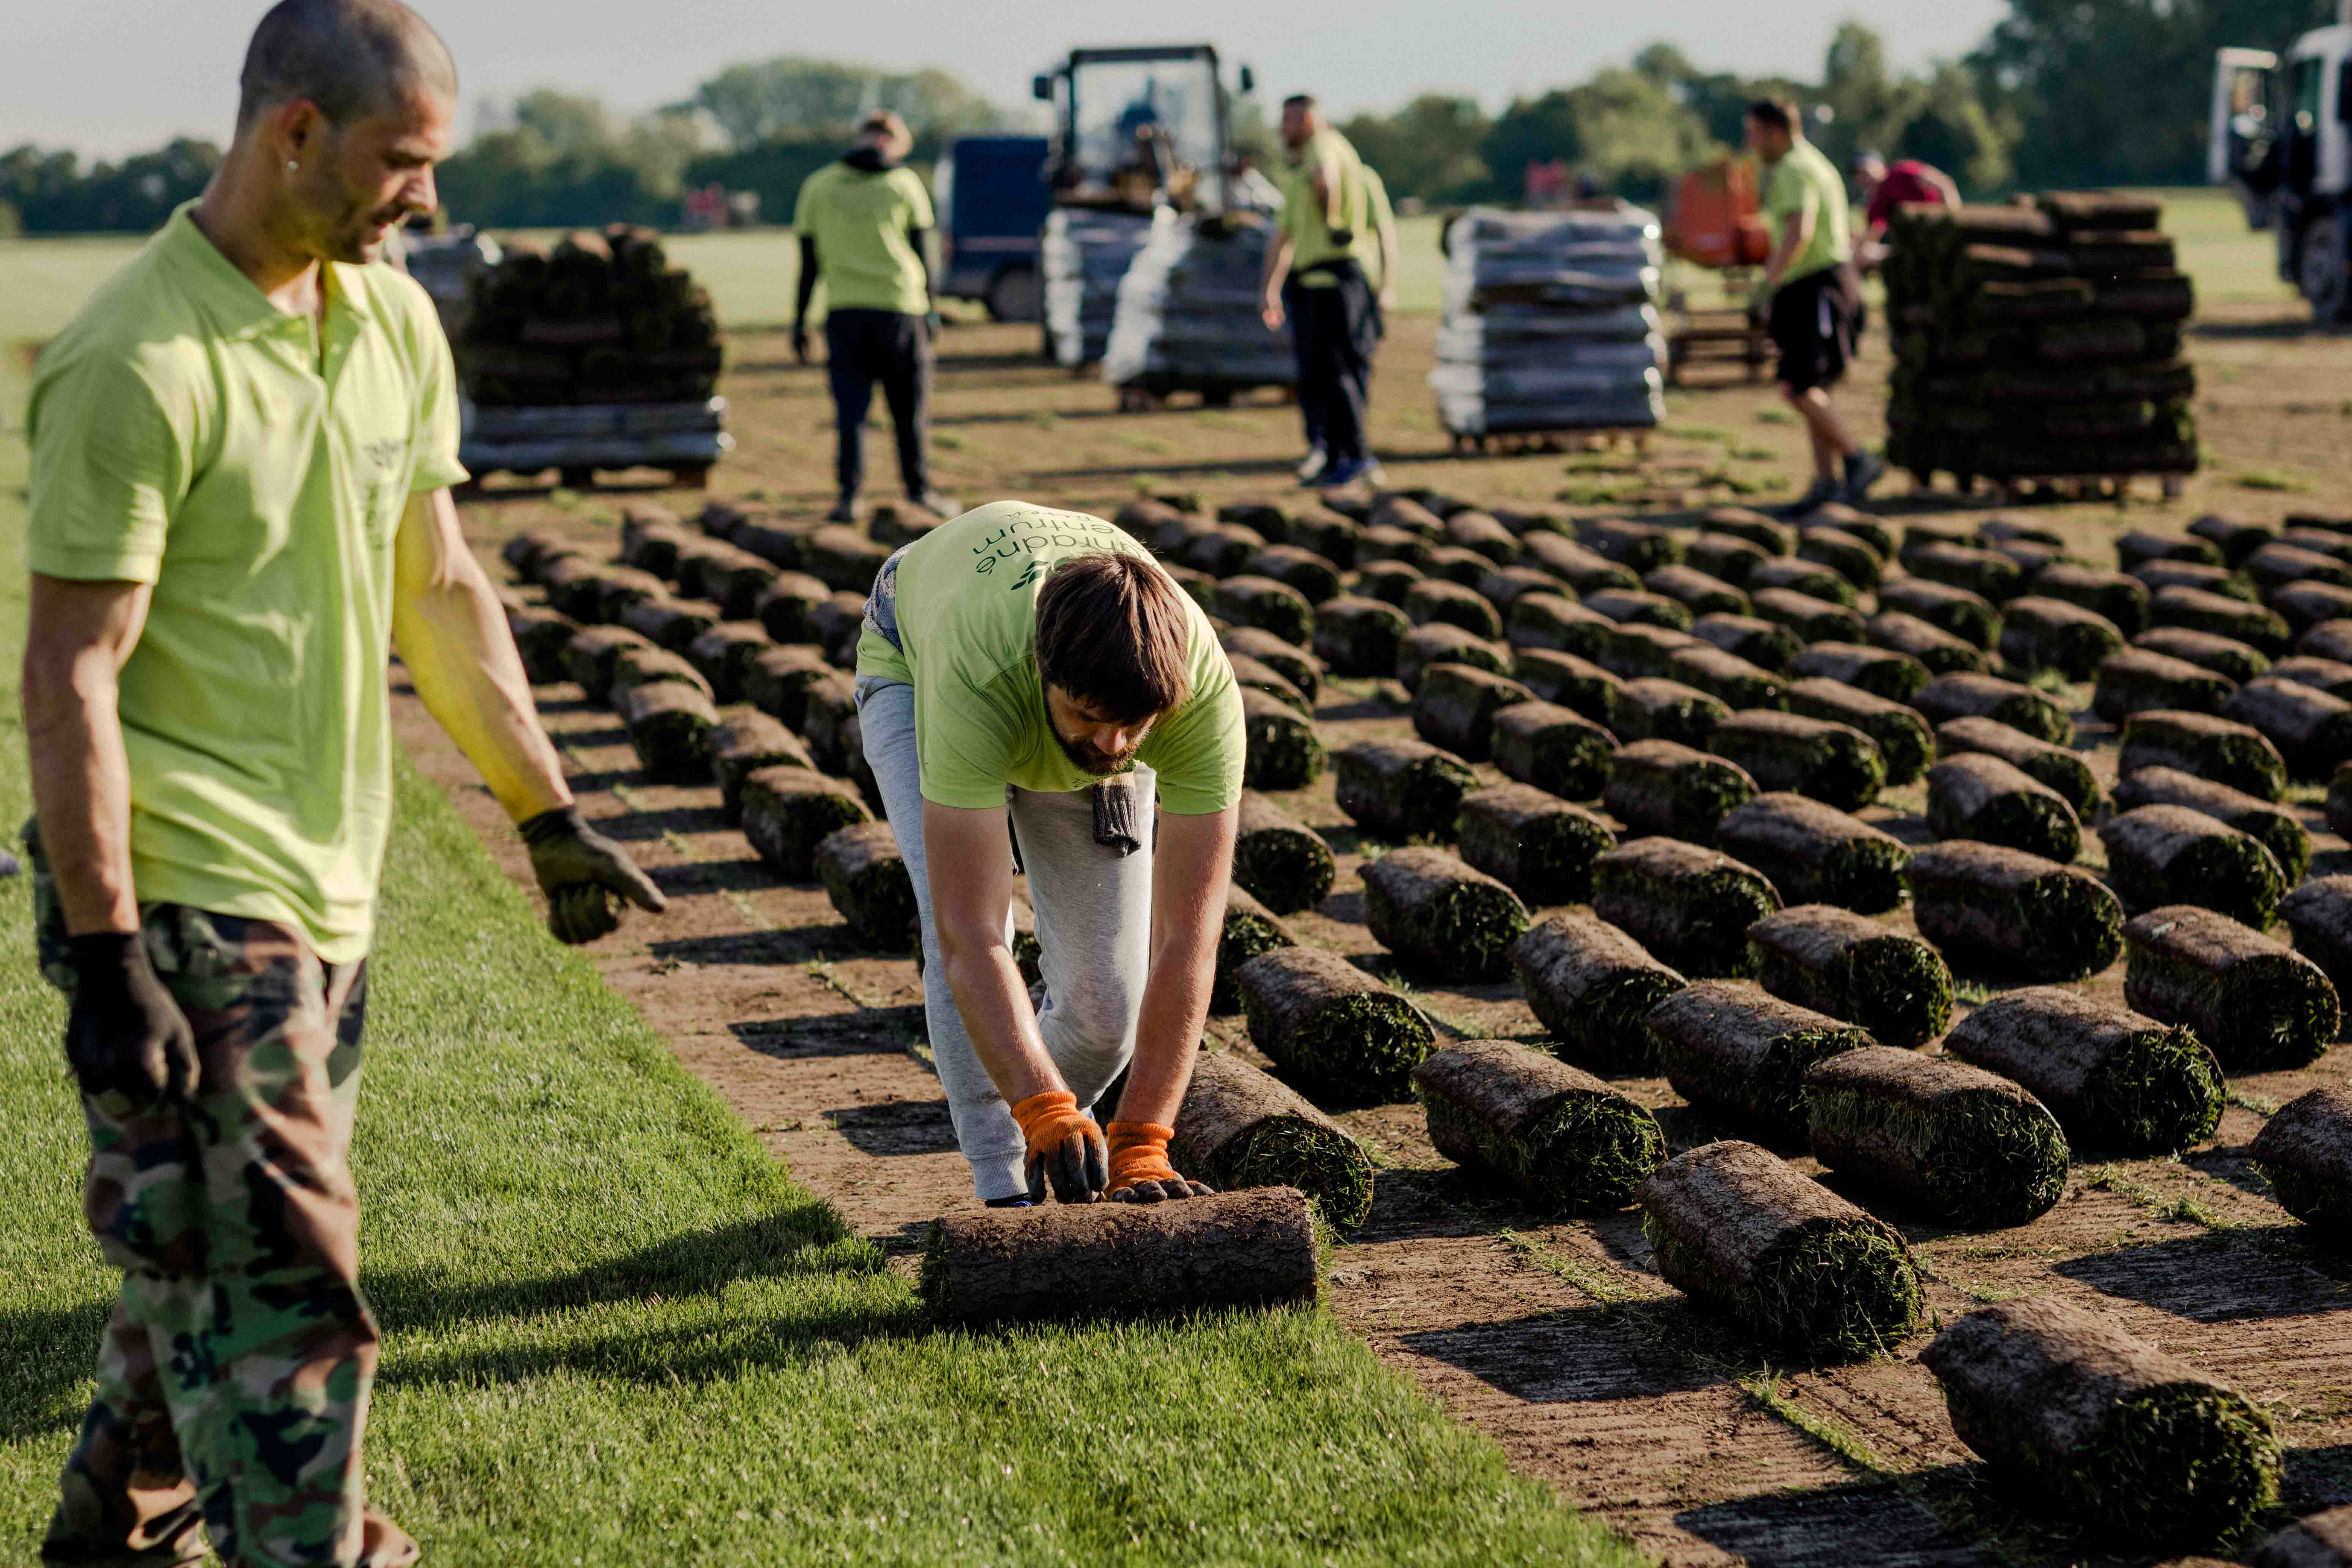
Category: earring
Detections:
[{"x1": 287, "y1": 159, "x2": 299, "y2": 173}]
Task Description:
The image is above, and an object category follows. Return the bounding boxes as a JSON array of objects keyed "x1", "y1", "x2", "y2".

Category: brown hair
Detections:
[
  {"x1": 1745, "y1": 98, "x2": 1797, "y2": 134},
  {"x1": 1035, "y1": 553, "x2": 1195, "y2": 722}
]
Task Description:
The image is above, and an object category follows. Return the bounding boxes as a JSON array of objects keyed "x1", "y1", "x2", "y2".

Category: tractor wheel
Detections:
[{"x1": 987, "y1": 266, "x2": 1042, "y2": 323}]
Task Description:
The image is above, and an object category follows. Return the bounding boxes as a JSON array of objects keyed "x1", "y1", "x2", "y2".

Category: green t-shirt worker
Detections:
[
  {"x1": 854, "y1": 502, "x2": 1245, "y2": 1207},
  {"x1": 793, "y1": 111, "x2": 957, "y2": 524},
  {"x1": 1747, "y1": 96, "x2": 1883, "y2": 517},
  {"x1": 21, "y1": 4, "x2": 662, "y2": 1563},
  {"x1": 1258, "y1": 94, "x2": 1387, "y2": 489}
]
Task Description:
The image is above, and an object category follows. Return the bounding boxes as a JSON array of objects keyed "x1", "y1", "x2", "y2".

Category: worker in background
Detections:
[
  {"x1": 792, "y1": 111, "x2": 958, "y2": 523},
  {"x1": 1747, "y1": 98, "x2": 1882, "y2": 515},
  {"x1": 855, "y1": 503, "x2": 1243, "y2": 1207},
  {"x1": 1853, "y1": 150, "x2": 1960, "y2": 270},
  {"x1": 1260, "y1": 94, "x2": 1385, "y2": 490},
  {"x1": 21, "y1": 3, "x2": 665, "y2": 1563}
]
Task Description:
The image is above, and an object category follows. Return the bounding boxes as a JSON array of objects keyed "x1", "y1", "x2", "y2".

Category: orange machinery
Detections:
[{"x1": 1662, "y1": 158, "x2": 1773, "y2": 384}]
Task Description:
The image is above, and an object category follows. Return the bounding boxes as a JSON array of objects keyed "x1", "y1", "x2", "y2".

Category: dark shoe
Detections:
[
  {"x1": 1840, "y1": 451, "x2": 1887, "y2": 505},
  {"x1": 1319, "y1": 456, "x2": 1374, "y2": 490},
  {"x1": 983, "y1": 1195, "x2": 1035, "y2": 1209},
  {"x1": 1771, "y1": 477, "x2": 1840, "y2": 520},
  {"x1": 825, "y1": 498, "x2": 858, "y2": 524},
  {"x1": 911, "y1": 490, "x2": 961, "y2": 518}
]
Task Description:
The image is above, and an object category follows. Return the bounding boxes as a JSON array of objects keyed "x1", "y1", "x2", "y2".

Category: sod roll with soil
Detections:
[
  {"x1": 1750, "y1": 587, "x2": 1865, "y2": 645},
  {"x1": 507, "y1": 605, "x2": 577, "y2": 684},
  {"x1": 2112, "y1": 767, "x2": 2310, "y2": 882},
  {"x1": 2251, "y1": 1504, "x2": 2352, "y2": 1567},
  {"x1": 1404, "y1": 578, "x2": 1504, "y2": 641},
  {"x1": 1311, "y1": 595, "x2": 1411, "y2": 676},
  {"x1": 2136, "y1": 625, "x2": 2272, "y2": 683},
  {"x1": 1511, "y1": 648, "x2": 1621, "y2": 725},
  {"x1": 1362, "y1": 846, "x2": 1531, "y2": 982},
  {"x1": 1213, "y1": 886, "x2": 1297, "y2": 1013},
  {"x1": 1664, "y1": 645, "x2": 1784, "y2": 711},
  {"x1": 2153, "y1": 585, "x2": 2290, "y2": 655},
  {"x1": 1638, "y1": 1139, "x2": 1921, "y2": 1359},
  {"x1": 1750, "y1": 556, "x2": 1859, "y2": 607},
  {"x1": 1333, "y1": 739, "x2": 1480, "y2": 842},
  {"x1": 1925, "y1": 752, "x2": 2082, "y2": 861},
  {"x1": 1507, "y1": 592, "x2": 1615, "y2": 661},
  {"x1": 1921, "y1": 1295, "x2": 2281, "y2": 1548},
  {"x1": 1748, "y1": 905, "x2": 1952, "y2": 1048},
  {"x1": 2098, "y1": 805, "x2": 2284, "y2": 928},
  {"x1": 1222, "y1": 627, "x2": 1322, "y2": 701},
  {"x1": 1786, "y1": 641, "x2": 1929, "y2": 702},
  {"x1": 1490, "y1": 702, "x2": 1615, "y2": 799},
  {"x1": 1456, "y1": 783, "x2": 1616, "y2": 905},
  {"x1": 1714, "y1": 793, "x2": 1908, "y2": 913},
  {"x1": 921, "y1": 1187, "x2": 1320, "y2": 1325},
  {"x1": 1783, "y1": 678, "x2": 1934, "y2": 787},
  {"x1": 562, "y1": 624, "x2": 656, "y2": 702},
  {"x1": 1645, "y1": 980, "x2": 1873, "y2": 1136},
  {"x1": 1228, "y1": 656, "x2": 1312, "y2": 718},
  {"x1": 1942, "y1": 987, "x2": 2223, "y2": 1153},
  {"x1": 1880, "y1": 577, "x2": 2001, "y2": 648},
  {"x1": 1398, "y1": 624, "x2": 1511, "y2": 689},
  {"x1": 741, "y1": 644, "x2": 832, "y2": 729},
  {"x1": 1706, "y1": 710, "x2": 1884, "y2": 811},
  {"x1": 710, "y1": 708, "x2": 814, "y2": 819},
  {"x1": 1232, "y1": 793, "x2": 1335, "y2": 914},
  {"x1": 1998, "y1": 596, "x2": 2126, "y2": 681},
  {"x1": 2250, "y1": 1085, "x2": 2352, "y2": 1242},
  {"x1": 2117, "y1": 709, "x2": 2287, "y2": 802},
  {"x1": 1593, "y1": 837, "x2": 1782, "y2": 978},
  {"x1": 1411, "y1": 663, "x2": 1537, "y2": 761},
  {"x1": 1171, "y1": 1052, "x2": 1375, "y2": 1231},
  {"x1": 815, "y1": 821, "x2": 917, "y2": 949},
  {"x1": 1935, "y1": 715, "x2": 2101, "y2": 817},
  {"x1": 1912, "y1": 673, "x2": 2072, "y2": 745},
  {"x1": 1694, "y1": 612, "x2": 1805, "y2": 671},
  {"x1": 1906, "y1": 841, "x2": 2122, "y2": 980},
  {"x1": 2120, "y1": 905, "x2": 2338, "y2": 1071},
  {"x1": 1511, "y1": 914, "x2": 1685, "y2": 1073},
  {"x1": 2281, "y1": 875, "x2": 2352, "y2": 996},
  {"x1": 620, "y1": 680, "x2": 718, "y2": 784},
  {"x1": 1610, "y1": 677, "x2": 1729, "y2": 747},
  {"x1": 2030, "y1": 562, "x2": 2152, "y2": 635},
  {"x1": 1239, "y1": 687, "x2": 1326, "y2": 792},
  {"x1": 1603, "y1": 739, "x2": 1757, "y2": 842},
  {"x1": 1804, "y1": 1048, "x2": 2067, "y2": 1226},
  {"x1": 2092, "y1": 648, "x2": 2236, "y2": 722},
  {"x1": 1867, "y1": 610, "x2": 1989, "y2": 676},
  {"x1": 739, "y1": 766, "x2": 871, "y2": 878},
  {"x1": 2223, "y1": 675, "x2": 2352, "y2": 781},
  {"x1": 1412, "y1": 1040, "x2": 1666, "y2": 1212},
  {"x1": 1236, "y1": 946, "x2": 1436, "y2": 1103}
]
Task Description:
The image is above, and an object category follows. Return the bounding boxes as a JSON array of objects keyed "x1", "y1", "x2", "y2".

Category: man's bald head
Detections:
[{"x1": 237, "y1": 0, "x2": 457, "y2": 130}]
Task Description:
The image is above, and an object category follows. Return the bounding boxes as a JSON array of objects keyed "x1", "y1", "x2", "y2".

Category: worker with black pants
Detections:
[
  {"x1": 1260, "y1": 94, "x2": 1385, "y2": 490},
  {"x1": 793, "y1": 111, "x2": 957, "y2": 522}
]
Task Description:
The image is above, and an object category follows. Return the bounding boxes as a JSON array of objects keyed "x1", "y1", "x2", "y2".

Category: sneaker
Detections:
[
  {"x1": 1319, "y1": 456, "x2": 1374, "y2": 490},
  {"x1": 1840, "y1": 451, "x2": 1887, "y2": 506},
  {"x1": 1294, "y1": 446, "x2": 1328, "y2": 484},
  {"x1": 1771, "y1": 477, "x2": 1840, "y2": 521},
  {"x1": 825, "y1": 497, "x2": 858, "y2": 523},
  {"x1": 983, "y1": 1195, "x2": 1035, "y2": 1209},
  {"x1": 911, "y1": 490, "x2": 961, "y2": 518}
]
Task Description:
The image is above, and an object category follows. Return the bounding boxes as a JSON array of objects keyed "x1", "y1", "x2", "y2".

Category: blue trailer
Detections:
[{"x1": 936, "y1": 134, "x2": 1052, "y2": 321}]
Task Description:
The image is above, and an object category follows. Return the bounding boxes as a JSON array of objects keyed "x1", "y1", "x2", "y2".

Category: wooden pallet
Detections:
[
  {"x1": 1446, "y1": 427, "x2": 1654, "y2": 458},
  {"x1": 457, "y1": 460, "x2": 713, "y2": 493},
  {"x1": 1667, "y1": 307, "x2": 1771, "y2": 386},
  {"x1": 1905, "y1": 468, "x2": 2188, "y2": 506}
]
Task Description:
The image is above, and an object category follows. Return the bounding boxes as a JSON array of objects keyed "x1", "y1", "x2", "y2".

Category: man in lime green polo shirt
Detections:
[
  {"x1": 21, "y1": 4, "x2": 661, "y2": 1563},
  {"x1": 1259, "y1": 93, "x2": 1386, "y2": 489},
  {"x1": 793, "y1": 111, "x2": 956, "y2": 523}
]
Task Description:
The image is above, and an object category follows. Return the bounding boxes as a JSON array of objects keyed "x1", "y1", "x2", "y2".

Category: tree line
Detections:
[{"x1": 2, "y1": 2, "x2": 2335, "y2": 236}]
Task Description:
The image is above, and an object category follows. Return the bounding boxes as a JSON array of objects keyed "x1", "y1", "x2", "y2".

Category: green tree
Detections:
[
  {"x1": 689, "y1": 57, "x2": 999, "y2": 151},
  {"x1": 1482, "y1": 71, "x2": 1716, "y2": 202},
  {"x1": 1336, "y1": 95, "x2": 1491, "y2": 203}
]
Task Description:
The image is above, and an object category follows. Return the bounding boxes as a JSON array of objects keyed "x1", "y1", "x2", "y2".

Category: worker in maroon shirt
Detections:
[{"x1": 1853, "y1": 152, "x2": 1960, "y2": 269}]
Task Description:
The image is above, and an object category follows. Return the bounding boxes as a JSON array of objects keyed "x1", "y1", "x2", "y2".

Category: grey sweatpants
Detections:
[{"x1": 855, "y1": 678, "x2": 1153, "y2": 1199}]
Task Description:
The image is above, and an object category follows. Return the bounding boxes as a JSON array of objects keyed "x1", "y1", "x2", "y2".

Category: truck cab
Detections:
[
  {"x1": 2212, "y1": 19, "x2": 2352, "y2": 318},
  {"x1": 935, "y1": 134, "x2": 1052, "y2": 321}
]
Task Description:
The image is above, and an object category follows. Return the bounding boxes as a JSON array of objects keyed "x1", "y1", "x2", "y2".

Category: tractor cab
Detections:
[
  {"x1": 2210, "y1": 17, "x2": 2352, "y2": 317},
  {"x1": 1032, "y1": 44, "x2": 1251, "y2": 214}
]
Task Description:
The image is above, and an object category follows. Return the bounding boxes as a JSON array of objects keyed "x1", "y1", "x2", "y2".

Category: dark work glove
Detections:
[
  {"x1": 1012, "y1": 1089, "x2": 1108, "y2": 1204},
  {"x1": 64, "y1": 932, "x2": 199, "y2": 1106},
  {"x1": 791, "y1": 326, "x2": 810, "y2": 364},
  {"x1": 520, "y1": 804, "x2": 667, "y2": 944}
]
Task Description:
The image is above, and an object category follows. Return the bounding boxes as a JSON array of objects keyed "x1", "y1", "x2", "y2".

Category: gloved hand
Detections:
[
  {"x1": 64, "y1": 931, "x2": 199, "y2": 1107},
  {"x1": 1012, "y1": 1089, "x2": 1108, "y2": 1204},
  {"x1": 1107, "y1": 1121, "x2": 1214, "y2": 1203},
  {"x1": 791, "y1": 325, "x2": 810, "y2": 364},
  {"x1": 519, "y1": 804, "x2": 667, "y2": 945}
]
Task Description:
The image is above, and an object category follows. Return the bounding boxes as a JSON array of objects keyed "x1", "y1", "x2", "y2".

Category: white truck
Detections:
[{"x1": 2211, "y1": 5, "x2": 2352, "y2": 318}]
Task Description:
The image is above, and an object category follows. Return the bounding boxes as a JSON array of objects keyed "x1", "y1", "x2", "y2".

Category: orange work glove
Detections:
[
  {"x1": 1012, "y1": 1090, "x2": 1107, "y2": 1204},
  {"x1": 1106, "y1": 1121, "x2": 1215, "y2": 1203}
]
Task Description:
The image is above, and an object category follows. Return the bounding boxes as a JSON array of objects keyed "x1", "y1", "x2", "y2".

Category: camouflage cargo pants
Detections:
[{"x1": 32, "y1": 855, "x2": 409, "y2": 1568}]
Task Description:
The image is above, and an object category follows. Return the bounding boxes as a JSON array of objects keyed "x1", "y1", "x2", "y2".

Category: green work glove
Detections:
[{"x1": 520, "y1": 804, "x2": 667, "y2": 944}]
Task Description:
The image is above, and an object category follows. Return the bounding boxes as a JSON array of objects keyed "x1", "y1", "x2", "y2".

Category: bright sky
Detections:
[{"x1": 5, "y1": 0, "x2": 2010, "y2": 159}]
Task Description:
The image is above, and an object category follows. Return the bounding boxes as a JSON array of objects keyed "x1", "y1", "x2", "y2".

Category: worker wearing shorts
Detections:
[{"x1": 853, "y1": 502, "x2": 1244, "y2": 1206}]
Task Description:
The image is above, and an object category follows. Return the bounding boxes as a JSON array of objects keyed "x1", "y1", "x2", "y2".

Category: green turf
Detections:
[{"x1": 0, "y1": 353, "x2": 1636, "y2": 1564}]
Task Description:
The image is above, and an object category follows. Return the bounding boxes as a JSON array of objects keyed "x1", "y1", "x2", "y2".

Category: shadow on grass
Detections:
[{"x1": 2050, "y1": 1226, "x2": 2352, "y2": 1322}]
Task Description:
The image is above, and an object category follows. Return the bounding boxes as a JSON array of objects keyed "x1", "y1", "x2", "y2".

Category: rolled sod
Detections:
[
  {"x1": 1233, "y1": 792, "x2": 1335, "y2": 914},
  {"x1": 1353, "y1": 558, "x2": 1426, "y2": 602},
  {"x1": 1998, "y1": 596, "x2": 2126, "y2": 681},
  {"x1": 2119, "y1": 528, "x2": 2224, "y2": 570},
  {"x1": 2253, "y1": 1508, "x2": 2352, "y2": 1568},
  {"x1": 1866, "y1": 611, "x2": 1988, "y2": 676},
  {"x1": 2188, "y1": 512, "x2": 2278, "y2": 568},
  {"x1": 1490, "y1": 702, "x2": 1614, "y2": 799},
  {"x1": 1879, "y1": 577, "x2": 2002, "y2": 649},
  {"x1": 2305, "y1": 618, "x2": 2352, "y2": 663},
  {"x1": 685, "y1": 621, "x2": 774, "y2": 704},
  {"x1": 1511, "y1": 914, "x2": 1684, "y2": 1073},
  {"x1": 796, "y1": 670, "x2": 861, "y2": 776},
  {"x1": 1592, "y1": 837, "x2": 1781, "y2": 979},
  {"x1": 815, "y1": 821, "x2": 917, "y2": 949},
  {"x1": 1446, "y1": 511, "x2": 1519, "y2": 564},
  {"x1": 2152, "y1": 585, "x2": 2291, "y2": 656},
  {"x1": 1310, "y1": 595, "x2": 1411, "y2": 677},
  {"x1": 1214, "y1": 886, "x2": 1297, "y2": 1013},
  {"x1": 2122, "y1": 905, "x2": 2337, "y2": 1071},
  {"x1": 1751, "y1": 587, "x2": 1866, "y2": 645},
  {"x1": 1397, "y1": 624, "x2": 1512, "y2": 690},
  {"x1": 1906, "y1": 841, "x2": 2123, "y2": 980},
  {"x1": 1611, "y1": 678, "x2": 1729, "y2": 747},
  {"x1": 1787, "y1": 640, "x2": 1929, "y2": 702},
  {"x1": 1228, "y1": 655, "x2": 1312, "y2": 717},
  {"x1": 2117, "y1": 709, "x2": 2287, "y2": 802},
  {"x1": 1241, "y1": 545, "x2": 1343, "y2": 605},
  {"x1": 2027, "y1": 562, "x2": 2153, "y2": 636},
  {"x1": 503, "y1": 526, "x2": 578, "y2": 580},
  {"x1": 1638, "y1": 1139, "x2": 1921, "y2": 1359},
  {"x1": 2282, "y1": 876, "x2": 2352, "y2": 996},
  {"x1": 813, "y1": 591, "x2": 869, "y2": 667},
  {"x1": 1412, "y1": 1040, "x2": 1665, "y2": 1212},
  {"x1": 1698, "y1": 506, "x2": 1793, "y2": 555},
  {"x1": 1281, "y1": 507, "x2": 1359, "y2": 565},
  {"x1": 1170, "y1": 1052, "x2": 1374, "y2": 1232},
  {"x1": 1403, "y1": 578, "x2": 1504, "y2": 641},
  {"x1": 1236, "y1": 945, "x2": 1436, "y2": 1102},
  {"x1": 590, "y1": 564, "x2": 671, "y2": 626},
  {"x1": 506, "y1": 605, "x2": 577, "y2": 684},
  {"x1": 2139, "y1": 559, "x2": 2257, "y2": 602},
  {"x1": 1603, "y1": 739, "x2": 1758, "y2": 842},
  {"x1": 1706, "y1": 710, "x2": 1883, "y2": 812},
  {"x1": 1598, "y1": 621, "x2": 1703, "y2": 682},
  {"x1": 2090, "y1": 647, "x2": 2236, "y2": 722},
  {"x1": 1748, "y1": 556, "x2": 1859, "y2": 608},
  {"x1": 1911, "y1": 672, "x2": 2072, "y2": 745},
  {"x1": 1664, "y1": 645, "x2": 1784, "y2": 711},
  {"x1": 1519, "y1": 531, "x2": 1642, "y2": 594},
  {"x1": 711, "y1": 553, "x2": 787, "y2": 621},
  {"x1": 1237, "y1": 687, "x2": 1326, "y2": 792},
  {"x1": 1584, "y1": 587, "x2": 1695, "y2": 635},
  {"x1": 2134, "y1": 625, "x2": 2272, "y2": 683},
  {"x1": 1686, "y1": 532, "x2": 1770, "y2": 587},
  {"x1": 1903, "y1": 541, "x2": 2024, "y2": 602},
  {"x1": 2100, "y1": 805, "x2": 2285, "y2": 927},
  {"x1": 1920, "y1": 1296, "x2": 2281, "y2": 1549},
  {"x1": 1333, "y1": 738, "x2": 1479, "y2": 841},
  {"x1": 1411, "y1": 663, "x2": 1536, "y2": 761},
  {"x1": 1935, "y1": 716, "x2": 2101, "y2": 818},
  {"x1": 1796, "y1": 526, "x2": 1885, "y2": 591},
  {"x1": 1748, "y1": 905, "x2": 1952, "y2": 1049},
  {"x1": 1813, "y1": 505, "x2": 1892, "y2": 558},
  {"x1": 1507, "y1": 591, "x2": 1616, "y2": 661},
  {"x1": 742, "y1": 643, "x2": 834, "y2": 730},
  {"x1": 1578, "y1": 517, "x2": 1683, "y2": 573},
  {"x1": 1782, "y1": 678, "x2": 1934, "y2": 788},
  {"x1": 2268, "y1": 653, "x2": 2352, "y2": 701},
  {"x1": 1943, "y1": 988, "x2": 2223, "y2": 1153},
  {"x1": 2270, "y1": 581, "x2": 2352, "y2": 640},
  {"x1": 921, "y1": 1187, "x2": 1319, "y2": 1325},
  {"x1": 2335, "y1": 761, "x2": 2352, "y2": 838},
  {"x1": 753, "y1": 571, "x2": 831, "y2": 645},
  {"x1": 1355, "y1": 525, "x2": 1435, "y2": 573},
  {"x1": 620, "y1": 680, "x2": 719, "y2": 784},
  {"x1": 1362, "y1": 846, "x2": 1531, "y2": 981},
  {"x1": 710, "y1": 708, "x2": 814, "y2": 819},
  {"x1": 535, "y1": 555, "x2": 607, "y2": 622},
  {"x1": 2251, "y1": 1086, "x2": 2352, "y2": 1242},
  {"x1": 1457, "y1": 782, "x2": 1616, "y2": 905},
  {"x1": 2223, "y1": 675, "x2": 2352, "y2": 780},
  {"x1": 797, "y1": 524, "x2": 891, "y2": 594},
  {"x1": 1805, "y1": 1048, "x2": 2068, "y2": 1226},
  {"x1": 739, "y1": 766, "x2": 871, "y2": 878},
  {"x1": 622, "y1": 595, "x2": 722, "y2": 655},
  {"x1": 1510, "y1": 648, "x2": 1621, "y2": 725},
  {"x1": 1645, "y1": 564, "x2": 1750, "y2": 619},
  {"x1": 2112, "y1": 767, "x2": 2311, "y2": 883},
  {"x1": 1693, "y1": 612, "x2": 1803, "y2": 671},
  {"x1": 1716, "y1": 793, "x2": 1908, "y2": 913},
  {"x1": 609, "y1": 644, "x2": 715, "y2": 707},
  {"x1": 562, "y1": 624, "x2": 656, "y2": 703},
  {"x1": 1926, "y1": 753, "x2": 2082, "y2": 862},
  {"x1": 1369, "y1": 493, "x2": 1444, "y2": 538},
  {"x1": 1478, "y1": 565, "x2": 1570, "y2": 614},
  {"x1": 1645, "y1": 981, "x2": 1873, "y2": 1137},
  {"x1": 1210, "y1": 574, "x2": 1314, "y2": 647},
  {"x1": 2249, "y1": 541, "x2": 2352, "y2": 596},
  {"x1": 1221, "y1": 627, "x2": 1322, "y2": 701}
]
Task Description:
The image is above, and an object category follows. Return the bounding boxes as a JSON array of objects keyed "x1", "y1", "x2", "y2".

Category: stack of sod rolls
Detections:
[
  {"x1": 459, "y1": 225, "x2": 722, "y2": 407},
  {"x1": 1101, "y1": 210, "x2": 1295, "y2": 400}
]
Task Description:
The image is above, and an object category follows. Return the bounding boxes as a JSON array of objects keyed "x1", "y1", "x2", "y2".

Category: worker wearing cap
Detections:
[
  {"x1": 793, "y1": 111, "x2": 958, "y2": 523},
  {"x1": 21, "y1": 3, "x2": 665, "y2": 1563},
  {"x1": 1260, "y1": 94, "x2": 1386, "y2": 490},
  {"x1": 1747, "y1": 97, "x2": 1881, "y2": 516}
]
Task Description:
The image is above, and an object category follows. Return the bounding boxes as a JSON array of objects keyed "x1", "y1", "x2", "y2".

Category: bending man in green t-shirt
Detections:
[
  {"x1": 20, "y1": 4, "x2": 662, "y2": 1562},
  {"x1": 854, "y1": 502, "x2": 1245, "y2": 1206}
]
